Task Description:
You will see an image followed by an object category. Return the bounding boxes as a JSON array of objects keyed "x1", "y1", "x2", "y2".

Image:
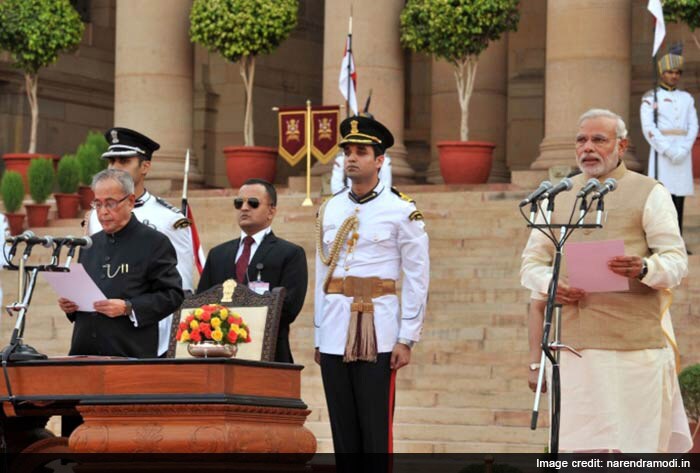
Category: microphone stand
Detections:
[{"x1": 524, "y1": 193, "x2": 603, "y2": 455}]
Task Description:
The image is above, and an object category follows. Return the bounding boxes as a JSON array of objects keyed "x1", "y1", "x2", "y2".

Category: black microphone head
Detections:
[
  {"x1": 82, "y1": 236, "x2": 93, "y2": 249},
  {"x1": 21, "y1": 230, "x2": 36, "y2": 240},
  {"x1": 41, "y1": 235, "x2": 53, "y2": 248},
  {"x1": 560, "y1": 177, "x2": 573, "y2": 190}
]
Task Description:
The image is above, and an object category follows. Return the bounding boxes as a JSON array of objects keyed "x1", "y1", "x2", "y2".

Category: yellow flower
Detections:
[
  {"x1": 212, "y1": 329, "x2": 223, "y2": 342},
  {"x1": 194, "y1": 308, "x2": 204, "y2": 320},
  {"x1": 239, "y1": 329, "x2": 247, "y2": 339},
  {"x1": 180, "y1": 331, "x2": 190, "y2": 342},
  {"x1": 219, "y1": 308, "x2": 228, "y2": 317},
  {"x1": 211, "y1": 317, "x2": 222, "y2": 328},
  {"x1": 230, "y1": 324, "x2": 239, "y2": 333},
  {"x1": 190, "y1": 320, "x2": 199, "y2": 330}
]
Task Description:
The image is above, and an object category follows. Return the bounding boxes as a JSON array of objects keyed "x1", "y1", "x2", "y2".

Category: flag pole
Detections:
[
  {"x1": 302, "y1": 99, "x2": 313, "y2": 207},
  {"x1": 653, "y1": 54, "x2": 659, "y2": 180},
  {"x1": 346, "y1": 13, "x2": 352, "y2": 118},
  {"x1": 181, "y1": 148, "x2": 190, "y2": 216}
]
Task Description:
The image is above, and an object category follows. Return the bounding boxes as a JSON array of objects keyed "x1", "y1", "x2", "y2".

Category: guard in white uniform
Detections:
[
  {"x1": 315, "y1": 115, "x2": 429, "y2": 453},
  {"x1": 641, "y1": 45, "x2": 698, "y2": 235},
  {"x1": 86, "y1": 128, "x2": 195, "y2": 356}
]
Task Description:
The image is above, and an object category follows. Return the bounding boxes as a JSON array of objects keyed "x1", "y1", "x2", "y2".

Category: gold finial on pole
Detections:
[{"x1": 302, "y1": 99, "x2": 313, "y2": 207}]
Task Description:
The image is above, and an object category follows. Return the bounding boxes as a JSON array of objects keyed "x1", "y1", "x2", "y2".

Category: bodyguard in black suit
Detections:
[
  {"x1": 58, "y1": 169, "x2": 184, "y2": 358},
  {"x1": 197, "y1": 179, "x2": 308, "y2": 363}
]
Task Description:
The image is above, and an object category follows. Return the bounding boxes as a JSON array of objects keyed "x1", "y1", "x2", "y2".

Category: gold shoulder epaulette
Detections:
[
  {"x1": 173, "y1": 217, "x2": 192, "y2": 229},
  {"x1": 391, "y1": 186, "x2": 415, "y2": 204},
  {"x1": 409, "y1": 210, "x2": 424, "y2": 221}
]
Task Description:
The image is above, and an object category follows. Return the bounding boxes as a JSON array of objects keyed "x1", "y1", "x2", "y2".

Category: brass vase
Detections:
[{"x1": 187, "y1": 341, "x2": 238, "y2": 358}]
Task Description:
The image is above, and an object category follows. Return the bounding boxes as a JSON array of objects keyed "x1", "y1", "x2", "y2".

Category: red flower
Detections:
[
  {"x1": 245, "y1": 335, "x2": 252, "y2": 343},
  {"x1": 200, "y1": 323, "x2": 212, "y2": 339},
  {"x1": 185, "y1": 314, "x2": 194, "y2": 323},
  {"x1": 176, "y1": 328, "x2": 183, "y2": 340},
  {"x1": 227, "y1": 330, "x2": 238, "y2": 343},
  {"x1": 231, "y1": 316, "x2": 242, "y2": 326},
  {"x1": 190, "y1": 328, "x2": 202, "y2": 342},
  {"x1": 179, "y1": 321, "x2": 188, "y2": 330},
  {"x1": 201, "y1": 311, "x2": 211, "y2": 322}
]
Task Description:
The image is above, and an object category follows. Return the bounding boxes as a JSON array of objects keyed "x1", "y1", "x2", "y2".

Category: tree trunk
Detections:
[
  {"x1": 25, "y1": 73, "x2": 39, "y2": 154},
  {"x1": 239, "y1": 55, "x2": 256, "y2": 147},
  {"x1": 453, "y1": 57, "x2": 479, "y2": 142}
]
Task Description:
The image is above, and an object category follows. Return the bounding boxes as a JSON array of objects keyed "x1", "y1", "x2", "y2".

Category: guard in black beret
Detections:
[
  {"x1": 102, "y1": 127, "x2": 161, "y2": 160},
  {"x1": 339, "y1": 115, "x2": 394, "y2": 155}
]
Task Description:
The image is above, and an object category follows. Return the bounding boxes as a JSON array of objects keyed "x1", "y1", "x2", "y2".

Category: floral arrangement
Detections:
[{"x1": 177, "y1": 304, "x2": 252, "y2": 345}]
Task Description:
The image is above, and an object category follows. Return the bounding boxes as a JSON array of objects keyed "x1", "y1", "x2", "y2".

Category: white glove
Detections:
[{"x1": 664, "y1": 147, "x2": 687, "y2": 164}]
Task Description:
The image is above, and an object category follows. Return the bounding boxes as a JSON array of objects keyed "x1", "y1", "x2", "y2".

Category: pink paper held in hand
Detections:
[{"x1": 563, "y1": 239, "x2": 630, "y2": 293}]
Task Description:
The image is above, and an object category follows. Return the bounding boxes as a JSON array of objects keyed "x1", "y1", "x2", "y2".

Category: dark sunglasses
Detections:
[{"x1": 234, "y1": 197, "x2": 261, "y2": 209}]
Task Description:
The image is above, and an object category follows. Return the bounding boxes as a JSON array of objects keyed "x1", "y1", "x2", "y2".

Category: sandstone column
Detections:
[
  {"x1": 427, "y1": 37, "x2": 509, "y2": 183},
  {"x1": 531, "y1": 0, "x2": 638, "y2": 172},
  {"x1": 114, "y1": 0, "x2": 202, "y2": 192},
  {"x1": 319, "y1": 0, "x2": 414, "y2": 182}
]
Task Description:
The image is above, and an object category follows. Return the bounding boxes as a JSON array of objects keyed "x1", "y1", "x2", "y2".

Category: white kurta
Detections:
[
  {"x1": 88, "y1": 190, "x2": 195, "y2": 355},
  {"x1": 521, "y1": 184, "x2": 691, "y2": 453},
  {"x1": 314, "y1": 183, "x2": 429, "y2": 354},
  {"x1": 641, "y1": 87, "x2": 698, "y2": 196}
]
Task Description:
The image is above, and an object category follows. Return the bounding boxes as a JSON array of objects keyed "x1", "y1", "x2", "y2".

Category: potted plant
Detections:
[
  {"x1": 189, "y1": 0, "x2": 298, "y2": 188},
  {"x1": 76, "y1": 132, "x2": 108, "y2": 209},
  {"x1": 54, "y1": 155, "x2": 81, "y2": 219},
  {"x1": 0, "y1": 0, "x2": 84, "y2": 186},
  {"x1": 1, "y1": 171, "x2": 26, "y2": 235},
  {"x1": 26, "y1": 158, "x2": 55, "y2": 228},
  {"x1": 177, "y1": 304, "x2": 252, "y2": 358},
  {"x1": 400, "y1": 0, "x2": 520, "y2": 184},
  {"x1": 679, "y1": 363, "x2": 700, "y2": 453},
  {"x1": 662, "y1": 0, "x2": 700, "y2": 178}
]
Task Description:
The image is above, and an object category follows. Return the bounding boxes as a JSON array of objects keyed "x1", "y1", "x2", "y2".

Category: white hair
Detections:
[
  {"x1": 578, "y1": 108, "x2": 628, "y2": 139},
  {"x1": 91, "y1": 169, "x2": 135, "y2": 195}
]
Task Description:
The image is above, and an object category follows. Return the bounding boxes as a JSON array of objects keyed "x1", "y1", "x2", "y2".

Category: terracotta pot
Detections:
[
  {"x1": 187, "y1": 341, "x2": 238, "y2": 358},
  {"x1": 2, "y1": 153, "x2": 60, "y2": 191},
  {"x1": 689, "y1": 422, "x2": 700, "y2": 453},
  {"x1": 437, "y1": 141, "x2": 496, "y2": 184},
  {"x1": 78, "y1": 185, "x2": 94, "y2": 210},
  {"x1": 5, "y1": 213, "x2": 25, "y2": 236},
  {"x1": 54, "y1": 193, "x2": 81, "y2": 219},
  {"x1": 223, "y1": 146, "x2": 277, "y2": 189},
  {"x1": 25, "y1": 203, "x2": 50, "y2": 228},
  {"x1": 692, "y1": 136, "x2": 700, "y2": 179}
]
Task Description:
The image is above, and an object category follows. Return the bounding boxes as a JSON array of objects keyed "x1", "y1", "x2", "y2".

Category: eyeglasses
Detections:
[
  {"x1": 575, "y1": 135, "x2": 619, "y2": 148},
  {"x1": 90, "y1": 194, "x2": 130, "y2": 211}
]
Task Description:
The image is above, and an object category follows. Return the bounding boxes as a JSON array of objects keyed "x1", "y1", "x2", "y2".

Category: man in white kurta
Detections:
[
  {"x1": 521, "y1": 109, "x2": 691, "y2": 452},
  {"x1": 641, "y1": 47, "x2": 698, "y2": 236}
]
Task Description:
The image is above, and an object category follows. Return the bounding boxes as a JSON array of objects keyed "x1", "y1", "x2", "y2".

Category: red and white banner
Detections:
[
  {"x1": 647, "y1": 0, "x2": 665, "y2": 57},
  {"x1": 339, "y1": 35, "x2": 358, "y2": 115},
  {"x1": 277, "y1": 108, "x2": 308, "y2": 166},
  {"x1": 311, "y1": 106, "x2": 341, "y2": 164}
]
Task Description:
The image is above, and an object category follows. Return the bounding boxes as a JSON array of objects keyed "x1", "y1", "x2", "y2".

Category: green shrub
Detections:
[
  {"x1": 57, "y1": 154, "x2": 80, "y2": 193},
  {"x1": 0, "y1": 171, "x2": 25, "y2": 213},
  {"x1": 76, "y1": 137, "x2": 107, "y2": 186},
  {"x1": 680, "y1": 364, "x2": 700, "y2": 424},
  {"x1": 27, "y1": 158, "x2": 55, "y2": 204}
]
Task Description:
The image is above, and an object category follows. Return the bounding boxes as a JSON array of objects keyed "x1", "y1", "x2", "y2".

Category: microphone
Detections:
[
  {"x1": 22, "y1": 234, "x2": 53, "y2": 259},
  {"x1": 519, "y1": 181, "x2": 553, "y2": 208},
  {"x1": 594, "y1": 178, "x2": 618, "y2": 226},
  {"x1": 5, "y1": 230, "x2": 36, "y2": 244},
  {"x1": 54, "y1": 236, "x2": 93, "y2": 249},
  {"x1": 543, "y1": 178, "x2": 573, "y2": 218},
  {"x1": 576, "y1": 178, "x2": 601, "y2": 198},
  {"x1": 61, "y1": 236, "x2": 93, "y2": 268},
  {"x1": 544, "y1": 178, "x2": 573, "y2": 200},
  {"x1": 593, "y1": 178, "x2": 618, "y2": 199}
]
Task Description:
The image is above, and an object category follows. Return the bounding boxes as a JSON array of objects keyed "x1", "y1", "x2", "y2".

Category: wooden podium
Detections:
[{"x1": 0, "y1": 357, "x2": 316, "y2": 457}]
